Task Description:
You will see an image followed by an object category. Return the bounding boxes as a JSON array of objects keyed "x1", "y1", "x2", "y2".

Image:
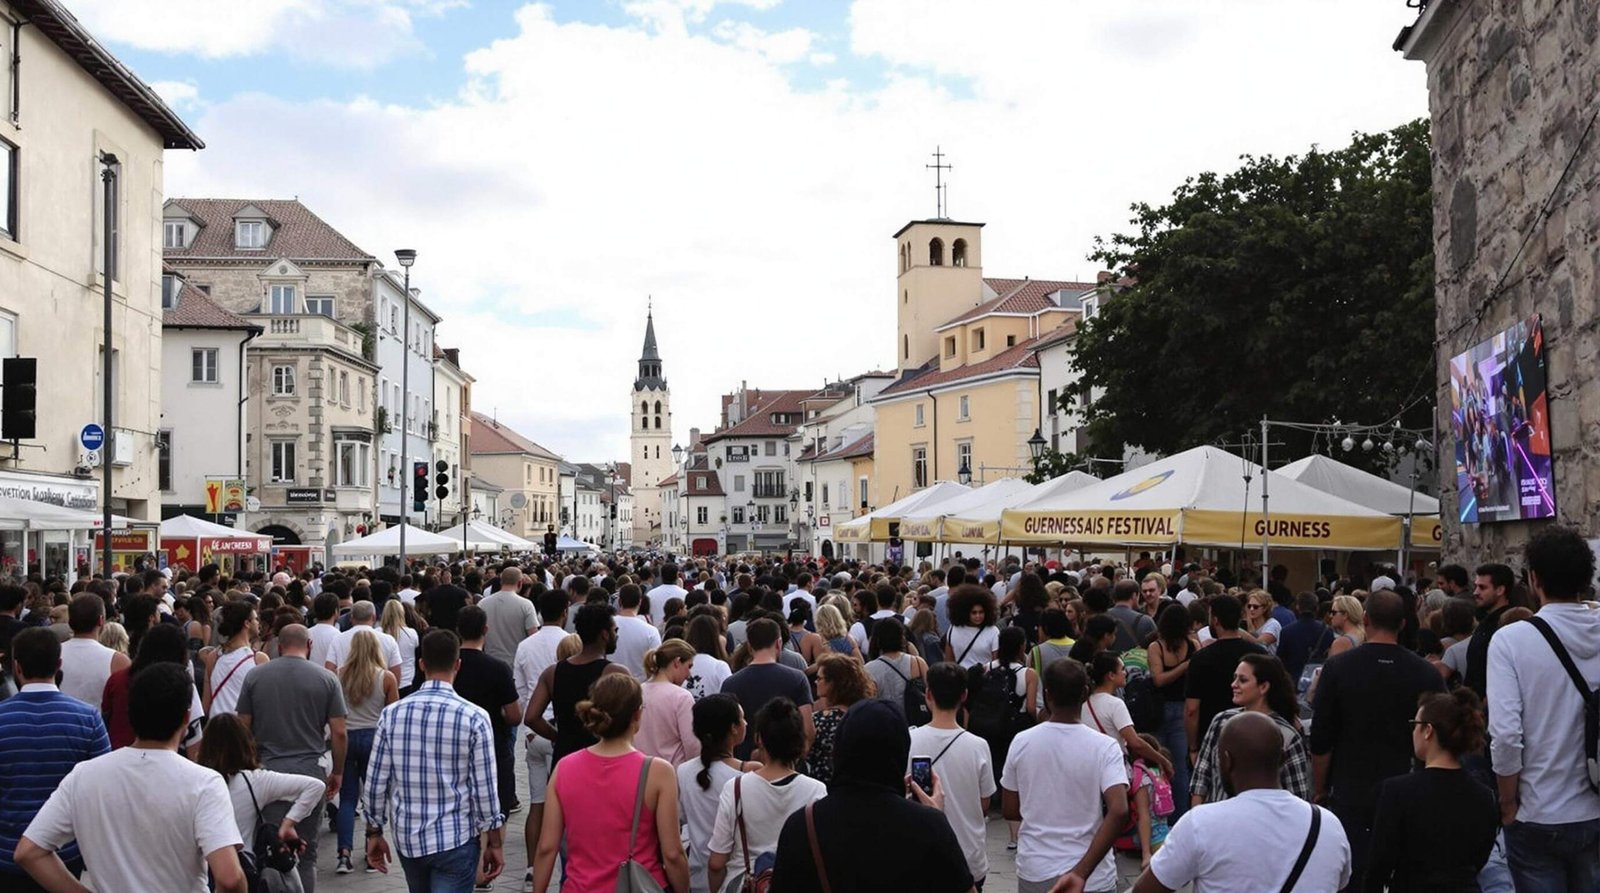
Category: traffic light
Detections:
[
  {"x1": 412, "y1": 462, "x2": 428, "y2": 513},
  {"x1": 2, "y1": 357, "x2": 37, "y2": 440},
  {"x1": 434, "y1": 459, "x2": 449, "y2": 500}
]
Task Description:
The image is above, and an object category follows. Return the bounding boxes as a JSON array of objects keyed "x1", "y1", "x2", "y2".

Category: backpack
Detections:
[
  {"x1": 966, "y1": 662, "x2": 1032, "y2": 743},
  {"x1": 1120, "y1": 663, "x2": 1164, "y2": 735},
  {"x1": 1527, "y1": 617, "x2": 1600, "y2": 794},
  {"x1": 239, "y1": 775, "x2": 303, "y2": 893},
  {"x1": 874, "y1": 656, "x2": 932, "y2": 727}
]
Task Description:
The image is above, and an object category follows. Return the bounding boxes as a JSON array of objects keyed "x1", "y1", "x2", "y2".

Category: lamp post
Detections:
[
  {"x1": 394, "y1": 249, "x2": 417, "y2": 566},
  {"x1": 99, "y1": 153, "x2": 118, "y2": 575},
  {"x1": 1027, "y1": 428, "x2": 1046, "y2": 476},
  {"x1": 958, "y1": 460, "x2": 972, "y2": 486},
  {"x1": 789, "y1": 489, "x2": 799, "y2": 550}
]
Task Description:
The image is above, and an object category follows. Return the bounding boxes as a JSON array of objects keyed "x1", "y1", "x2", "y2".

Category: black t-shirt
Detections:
[
  {"x1": 1464, "y1": 603, "x2": 1509, "y2": 700},
  {"x1": 421, "y1": 584, "x2": 470, "y2": 633},
  {"x1": 719, "y1": 662, "x2": 813, "y2": 760},
  {"x1": 771, "y1": 784, "x2": 973, "y2": 893},
  {"x1": 1184, "y1": 636, "x2": 1266, "y2": 742},
  {"x1": 1365, "y1": 768, "x2": 1498, "y2": 892},
  {"x1": 1309, "y1": 642, "x2": 1446, "y2": 816},
  {"x1": 453, "y1": 648, "x2": 518, "y2": 747}
]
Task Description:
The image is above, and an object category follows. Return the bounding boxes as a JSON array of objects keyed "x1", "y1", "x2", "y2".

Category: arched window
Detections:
[
  {"x1": 903, "y1": 335, "x2": 909, "y2": 360},
  {"x1": 952, "y1": 239, "x2": 967, "y2": 267},
  {"x1": 654, "y1": 400, "x2": 662, "y2": 414},
  {"x1": 654, "y1": 416, "x2": 662, "y2": 429},
  {"x1": 929, "y1": 238, "x2": 944, "y2": 266},
  {"x1": 640, "y1": 401, "x2": 648, "y2": 416}
]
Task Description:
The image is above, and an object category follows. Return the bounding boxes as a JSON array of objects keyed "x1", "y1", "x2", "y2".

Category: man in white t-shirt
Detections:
[
  {"x1": 324, "y1": 600, "x2": 402, "y2": 683},
  {"x1": 909, "y1": 662, "x2": 995, "y2": 887},
  {"x1": 1002, "y1": 657, "x2": 1128, "y2": 893},
  {"x1": 58, "y1": 594, "x2": 130, "y2": 709},
  {"x1": 782, "y1": 572, "x2": 817, "y2": 620},
  {"x1": 512, "y1": 591, "x2": 572, "y2": 890},
  {"x1": 1135, "y1": 711, "x2": 1351, "y2": 893},
  {"x1": 849, "y1": 587, "x2": 899, "y2": 654},
  {"x1": 644, "y1": 564, "x2": 688, "y2": 627},
  {"x1": 612, "y1": 584, "x2": 662, "y2": 680},
  {"x1": 17, "y1": 663, "x2": 247, "y2": 893},
  {"x1": 396, "y1": 574, "x2": 421, "y2": 605},
  {"x1": 307, "y1": 593, "x2": 342, "y2": 670}
]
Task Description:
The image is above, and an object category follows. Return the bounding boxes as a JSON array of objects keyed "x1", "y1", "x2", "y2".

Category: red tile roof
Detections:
[
  {"x1": 684, "y1": 469, "x2": 725, "y2": 496},
  {"x1": 659, "y1": 472, "x2": 679, "y2": 487},
  {"x1": 936, "y1": 278, "x2": 1098, "y2": 329},
  {"x1": 468, "y1": 412, "x2": 562, "y2": 460},
  {"x1": 831, "y1": 432, "x2": 874, "y2": 460},
  {"x1": 162, "y1": 280, "x2": 260, "y2": 331},
  {"x1": 164, "y1": 199, "x2": 376, "y2": 262},
  {"x1": 1028, "y1": 317, "x2": 1081, "y2": 352},
  {"x1": 876, "y1": 338, "x2": 1043, "y2": 398},
  {"x1": 702, "y1": 389, "x2": 817, "y2": 442}
]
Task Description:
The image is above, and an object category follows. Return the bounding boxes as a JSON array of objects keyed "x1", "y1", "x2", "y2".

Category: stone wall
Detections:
[
  {"x1": 169, "y1": 261, "x2": 375, "y2": 328},
  {"x1": 1414, "y1": 0, "x2": 1600, "y2": 561}
]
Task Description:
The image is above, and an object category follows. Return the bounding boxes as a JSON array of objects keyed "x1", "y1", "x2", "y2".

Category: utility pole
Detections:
[{"x1": 100, "y1": 154, "x2": 117, "y2": 575}]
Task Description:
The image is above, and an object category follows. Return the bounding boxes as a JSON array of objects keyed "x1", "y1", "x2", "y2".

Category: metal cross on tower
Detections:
[{"x1": 926, "y1": 146, "x2": 952, "y2": 218}]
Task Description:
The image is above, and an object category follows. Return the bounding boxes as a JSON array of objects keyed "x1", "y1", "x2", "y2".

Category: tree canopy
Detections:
[{"x1": 1070, "y1": 119, "x2": 1434, "y2": 468}]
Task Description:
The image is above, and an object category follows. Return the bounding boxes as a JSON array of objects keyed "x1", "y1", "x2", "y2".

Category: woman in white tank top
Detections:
[{"x1": 202, "y1": 601, "x2": 267, "y2": 716}]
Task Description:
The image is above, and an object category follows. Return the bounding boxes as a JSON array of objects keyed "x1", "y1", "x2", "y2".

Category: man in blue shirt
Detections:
[
  {"x1": 0, "y1": 628, "x2": 110, "y2": 891},
  {"x1": 1275, "y1": 592, "x2": 1332, "y2": 681}
]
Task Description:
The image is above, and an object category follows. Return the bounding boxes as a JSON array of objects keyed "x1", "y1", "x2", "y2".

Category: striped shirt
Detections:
[
  {"x1": 364, "y1": 679, "x2": 503, "y2": 857},
  {"x1": 0, "y1": 684, "x2": 110, "y2": 873}
]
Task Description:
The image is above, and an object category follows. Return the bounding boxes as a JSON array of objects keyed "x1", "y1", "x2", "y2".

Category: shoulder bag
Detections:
[
  {"x1": 615, "y1": 756, "x2": 666, "y2": 893},
  {"x1": 804, "y1": 802, "x2": 832, "y2": 893},
  {"x1": 239, "y1": 773, "x2": 303, "y2": 893},
  {"x1": 735, "y1": 776, "x2": 774, "y2": 893},
  {"x1": 1278, "y1": 806, "x2": 1321, "y2": 893},
  {"x1": 1527, "y1": 616, "x2": 1600, "y2": 793}
]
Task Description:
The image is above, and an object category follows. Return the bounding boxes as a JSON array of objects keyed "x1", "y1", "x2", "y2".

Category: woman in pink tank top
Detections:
[{"x1": 533, "y1": 673, "x2": 691, "y2": 893}]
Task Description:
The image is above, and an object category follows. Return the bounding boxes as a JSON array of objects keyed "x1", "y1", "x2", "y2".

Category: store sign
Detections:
[
  {"x1": 0, "y1": 470, "x2": 98, "y2": 510},
  {"x1": 94, "y1": 529, "x2": 154, "y2": 552},
  {"x1": 208, "y1": 537, "x2": 268, "y2": 554},
  {"x1": 284, "y1": 488, "x2": 334, "y2": 505}
]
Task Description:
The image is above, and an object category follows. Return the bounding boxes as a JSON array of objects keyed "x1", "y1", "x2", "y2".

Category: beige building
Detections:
[
  {"x1": 0, "y1": 1, "x2": 201, "y2": 556},
  {"x1": 469, "y1": 411, "x2": 562, "y2": 540},
  {"x1": 630, "y1": 310, "x2": 673, "y2": 546},
  {"x1": 433, "y1": 346, "x2": 473, "y2": 527}
]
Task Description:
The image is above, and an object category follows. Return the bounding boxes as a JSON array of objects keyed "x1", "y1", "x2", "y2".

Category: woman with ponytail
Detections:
[
  {"x1": 634, "y1": 638, "x2": 700, "y2": 764},
  {"x1": 676, "y1": 694, "x2": 762, "y2": 893},
  {"x1": 533, "y1": 673, "x2": 691, "y2": 893},
  {"x1": 706, "y1": 697, "x2": 826, "y2": 893}
]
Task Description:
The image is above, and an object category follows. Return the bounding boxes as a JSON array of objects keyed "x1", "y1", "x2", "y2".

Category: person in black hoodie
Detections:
[{"x1": 771, "y1": 699, "x2": 975, "y2": 893}]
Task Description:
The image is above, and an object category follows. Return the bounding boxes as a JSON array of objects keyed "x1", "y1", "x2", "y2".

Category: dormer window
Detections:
[
  {"x1": 163, "y1": 221, "x2": 187, "y2": 249},
  {"x1": 235, "y1": 220, "x2": 266, "y2": 249},
  {"x1": 1082, "y1": 296, "x2": 1100, "y2": 320}
]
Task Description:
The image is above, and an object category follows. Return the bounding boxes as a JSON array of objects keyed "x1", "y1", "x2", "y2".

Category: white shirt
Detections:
[
  {"x1": 1000, "y1": 721, "x2": 1127, "y2": 889},
  {"x1": 1488, "y1": 601, "x2": 1600, "y2": 823},
  {"x1": 513, "y1": 625, "x2": 570, "y2": 709},
  {"x1": 685, "y1": 653, "x2": 732, "y2": 701},
  {"x1": 614, "y1": 614, "x2": 663, "y2": 680},
  {"x1": 307, "y1": 622, "x2": 341, "y2": 670},
  {"x1": 24, "y1": 747, "x2": 242, "y2": 893},
  {"x1": 325, "y1": 625, "x2": 402, "y2": 674},
  {"x1": 848, "y1": 610, "x2": 898, "y2": 654},
  {"x1": 1152, "y1": 789, "x2": 1351, "y2": 893},
  {"x1": 644, "y1": 584, "x2": 688, "y2": 626},
  {"x1": 391, "y1": 625, "x2": 420, "y2": 689},
  {"x1": 781, "y1": 591, "x2": 817, "y2": 620},
  {"x1": 397, "y1": 588, "x2": 420, "y2": 605},
  {"x1": 945, "y1": 625, "x2": 1000, "y2": 669},
  {"x1": 1085, "y1": 691, "x2": 1134, "y2": 755},
  {"x1": 677, "y1": 759, "x2": 741, "y2": 893},
  {"x1": 58, "y1": 637, "x2": 117, "y2": 708},
  {"x1": 708, "y1": 772, "x2": 827, "y2": 883},
  {"x1": 909, "y1": 726, "x2": 995, "y2": 881},
  {"x1": 224, "y1": 769, "x2": 324, "y2": 851}
]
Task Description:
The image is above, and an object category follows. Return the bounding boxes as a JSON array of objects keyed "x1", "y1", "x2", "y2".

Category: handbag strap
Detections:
[
  {"x1": 954, "y1": 628, "x2": 980, "y2": 665},
  {"x1": 212, "y1": 650, "x2": 251, "y2": 700},
  {"x1": 624, "y1": 754, "x2": 652, "y2": 856},
  {"x1": 875, "y1": 656, "x2": 910, "y2": 683},
  {"x1": 804, "y1": 802, "x2": 831, "y2": 893},
  {"x1": 929, "y1": 731, "x2": 964, "y2": 768},
  {"x1": 735, "y1": 776, "x2": 753, "y2": 882},
  {"x1": 1528, "y1": 617, "x2": 1594, "y2": 702},
  {"x1": 240, "y1": 771, "x2": 267, "y2": 826},
  {"x1": 1278, "y1": 806, "x2": 1321, "y2": 893},
  {"x1": 1086, "y1": 697, "x2": 1107, "y2": 735}
]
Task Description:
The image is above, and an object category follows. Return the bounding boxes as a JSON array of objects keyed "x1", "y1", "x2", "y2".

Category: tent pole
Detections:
[{"x1": 1260, "y1": 416, "x2": 1271, "y2": 589}]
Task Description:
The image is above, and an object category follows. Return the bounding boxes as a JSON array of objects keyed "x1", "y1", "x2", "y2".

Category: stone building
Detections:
[
  {"x1": 1399, "y1": 1, "x2": 1600, "y2": 557},
  {"x1": 631, "y1": 310, "x2": 673, "y2": 546}
]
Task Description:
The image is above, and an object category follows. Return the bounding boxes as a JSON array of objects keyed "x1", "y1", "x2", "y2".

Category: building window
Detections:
[
  {"x1": 912, "y1": 446, "x2": 928, "y2": 488},
  {"x1": 162, "y1": 275, "x2": 180, "y2": 309},
  {"x1": 957, "y1": 441, "x2": 972, "y2": 477},
  {"x1": 696, "y1": 506, "x2": 709, "y2": 524},
  {"x1": 929, "y1": 238, "x2": 943, "y2": 266},
  {"x1": 973, "y1": 328, "x2": 985, "y2": 351},
  {"x1": 163, "y1": 220, "x2": 185, "y2": 249},
  {"x1": 158, "y1": 430, "x2": 172, "y2": 491},
  {"x1": 268, "y1": 284, "x2": 297, "y2": 314},
  {"x1": 305, "y1": 295, "x2": 334, "y2": 317},
  {"x1": 765, "y1": 441, "x2": 776, "y2": 456},
  {"x1": 270, "y1": 440, "x2": 296, "y2": 482},
  {"x1": 389, "y1": 303, "x2": 398, "y2": 331},
  {"x1": 339, "y1": 371, "x2": 350, "y2": 405},
  {"x1": 733, "y1": 475, "x2": 745, "y2": 492},
  {"x1": 271, "y1": 364, "x2": 296, "y2": 396},
  {"x1": 96, "y1": 155, "x2": 120, "y2": 280},
  {"x1": 914, "y1": 403, "x2": 925, "y2": 427},
  {"x1": 822, "y1": 484, "x2": 830, "y2": 507},
  {"x1": 858, "y1": 477, "x2": 869, "y2": 508},
  {"x1": 774, "y1": 505, "x2": 787, "y2": 524},
  {"x1": 0, "y1": 137, "x2": 14, "y2": 240},
  {"x1": 336, "y1": 439, "x2": 369, "y2": 487},
  {"x1": 903, "y1": 335, "x2": 909, "y2": 360},
  {"x1": 1047, "y1": 388, "x2": 1058, "y2": 414},
  {"x1": 235, "y1": 220, "x2": 266, "y2": 249},
  {"x1": 755, "y1": 470, "x2": 784, "y2": 498},
  {"x1": 952, "y1": 238, "x2": 967, "y2": 267},
  {"x1": 944, "y1": 336, "x2": 956, "y2": 358},
  {"x1": 958, "y1": 395, "x2": 970, "y2": 420},
  {"x1": 731, "y1": 506, "x2": 745, "y2": 524},
  {"x1": 358, "y1": 377, "x2": 367, "y2": 413},
  {"x1": 191, "y1": 348, "x2": 218, "y2": 383},
  {"x1": 1083, "y1": 295, "x2": 1100, "y2": 319},
  {"x1": 1006, "y1": 334, "x2": 1016, "y2": 347}
]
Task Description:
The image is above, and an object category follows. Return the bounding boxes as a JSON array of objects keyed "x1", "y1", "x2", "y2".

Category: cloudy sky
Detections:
[{"x1": 79, "y1": 0, "x2": 1428, "y2": 461}]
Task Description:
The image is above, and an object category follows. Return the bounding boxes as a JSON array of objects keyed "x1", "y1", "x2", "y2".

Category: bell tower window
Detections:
[
  {"x1": 952, "y1": 238, "x2": 967, "y2": 267},
  {"x1": 929, "y1": 238, "x2": 944, "y2": 266}
]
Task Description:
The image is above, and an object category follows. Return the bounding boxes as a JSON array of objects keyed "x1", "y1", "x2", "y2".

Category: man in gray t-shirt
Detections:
[
  {"x1": 479, "y1": 567, "x2": 539, "y2": 667},
  {"x1": 237, "y1": 625, "x2": 346, "y2": 892}
]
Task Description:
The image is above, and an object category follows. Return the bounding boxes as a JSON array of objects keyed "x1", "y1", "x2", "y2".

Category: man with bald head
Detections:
[
  {"x1": 1131, "y1": 712, "x2": 1350, "y2": 892},
  {"x1": 1309, "y1": 589, "x2": 1443, "y2": 888},
  {"x1": 325, "y1": 600, "x2": 402, "y2": 685},
  {"x1": 238, "y1": 624, "x2": 348, "y2": 893}
]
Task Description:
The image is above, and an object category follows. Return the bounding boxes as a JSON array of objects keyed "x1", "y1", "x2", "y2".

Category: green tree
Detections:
[{"x1": 1070, "y1": 119, "x2": 1434, "y2": 468}]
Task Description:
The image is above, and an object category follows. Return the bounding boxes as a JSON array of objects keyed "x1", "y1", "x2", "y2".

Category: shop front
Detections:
[
  {"x1": 0, "y1": 471, "x2": 103, "y2": 582},
  {"x1": 93, "y1": 529, "x2": 157, "y2": 575}
]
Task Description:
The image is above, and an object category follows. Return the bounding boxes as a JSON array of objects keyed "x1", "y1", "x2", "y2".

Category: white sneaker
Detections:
[{"x1": 335, "y1": 853, "x2": 354, "y2": 874}]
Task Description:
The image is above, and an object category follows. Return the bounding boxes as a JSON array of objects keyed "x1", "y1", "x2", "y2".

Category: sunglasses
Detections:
[{"x1": 1408, "y1": 719, "x2": 1431, "y2": 729}]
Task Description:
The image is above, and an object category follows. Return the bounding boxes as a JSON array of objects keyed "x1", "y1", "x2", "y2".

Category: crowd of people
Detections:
[{"x1": 0, "y1": 522, "x2": 1595, "y2": 892}]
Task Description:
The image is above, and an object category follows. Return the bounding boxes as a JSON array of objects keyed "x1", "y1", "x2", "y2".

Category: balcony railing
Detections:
[
  {"x1": 752, "y1": 486, "x2": 786, "y2": 499},
  {"x1": 725, "y1": 452, "x2": 750, "y2": 463}
]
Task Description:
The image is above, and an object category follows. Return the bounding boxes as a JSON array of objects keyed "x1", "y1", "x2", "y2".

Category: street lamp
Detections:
[
  {"x1": 671, "y1": 443, "x2": 683, "y2": 465},
  {"x1": 394, "y1": 248, "x2": 417, "y2": 566},
  {"x1": 957, "y1": 459, "x2": 972, "y2": 486},
  {"x1": 1027, "y1": 428, "x2": 1047, "y2": 462}
]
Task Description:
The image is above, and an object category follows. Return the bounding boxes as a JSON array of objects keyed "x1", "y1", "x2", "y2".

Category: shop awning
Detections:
[
  {"x1": 159, "y1": 514, "x2": 273, "y2": 542},
  {"x1": 0, "y1": 497, "x2": 138, "y2": 532},
  {"x1": 834, "y1": 481, "x2": 971, "y2": 543},
  {"x1": 932, "y1": 472, "x2": 1099, "y2": 543}
]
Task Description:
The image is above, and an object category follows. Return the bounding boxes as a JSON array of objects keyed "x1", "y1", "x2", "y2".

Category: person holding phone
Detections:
[{"x1": 910, "y1": 662, "x2": 995, "y2": 889}]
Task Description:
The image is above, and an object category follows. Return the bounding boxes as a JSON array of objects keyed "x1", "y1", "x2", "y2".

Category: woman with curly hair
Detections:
[
  {"x1": 1188, "y1": 653, "x2": 1312, "y2": 806},
  {"x1": 1366, "y1": 688, "x2": 1498, "y2": 892},
  {"x1": 943, "y1": 584, "x2": 1000, "y2": 669},
  {"x1": 806, "y1": 653, "x2": 875, "y2": 785}
]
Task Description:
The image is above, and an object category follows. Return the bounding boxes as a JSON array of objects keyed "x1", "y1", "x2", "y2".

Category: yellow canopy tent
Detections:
[
  {"x1": 898, "y1": 478, "x2": 1034, "y2": 542},
  {"x1": 834, "y1": 481, "x2": 970, "y2": 543},
  {"x1": 1000, "y1": 445, "x2": 1403, "y2": 550}
]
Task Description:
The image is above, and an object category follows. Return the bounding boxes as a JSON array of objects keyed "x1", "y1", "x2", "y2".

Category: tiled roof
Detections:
[
  {"x1": 659, "y1": 472, "x2": 679, "y2": 487},
  {"x1": 831, "y1": 432, "x2": 874, "y2": 460},
  {"x1": 876, "y1": 338, "x2": 1043, "y2": 398},
  {"x1": 163, "y1": 280, "x2": 260, "y2": 331},
  {"x1": 468, "y1": 412, "x2": 562, "y2": 461},
  {"x1": 1029, "y1": 317, "x2": 1080, "y2": 352},
  {"x1": 164, "y1": 199, "x2": 376, "y2": 262},
  {"x1": 796, "y1": 443, "x2": 819, "y2": 462},
  {"x1": 702, "y1": 389, "x2": 817, "y2": 442},
  {"x1": 936, "y1": 278, "x2": 1098, "y2": 329},
  {"x1": 684, "y1": 469, "x2": 725, "y2": 496}
]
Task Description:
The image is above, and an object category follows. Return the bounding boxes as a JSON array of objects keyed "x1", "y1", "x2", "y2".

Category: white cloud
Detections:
[
  {"x1": 150, "y1": 80, "x2": 201, "y2": 111},
  {"x1": 162, "y1": 1, "x2": 1427, "y2": 461},
  {"x1": 710, "y1": 20, "x2": 817, "y2": 64},
  {"x1": 68, "y1": 0, "x2": 448, "y2": 68}
]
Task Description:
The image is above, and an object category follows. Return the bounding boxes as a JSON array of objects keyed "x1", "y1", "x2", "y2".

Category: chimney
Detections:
[{"x1": 1097, "y1": 270, "x2": 1115, "y2": 283}]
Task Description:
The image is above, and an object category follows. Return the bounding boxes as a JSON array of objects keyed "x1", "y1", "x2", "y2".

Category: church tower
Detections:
[{"x1": 631, "y1": 308, "x2": 674, "y2": 545}]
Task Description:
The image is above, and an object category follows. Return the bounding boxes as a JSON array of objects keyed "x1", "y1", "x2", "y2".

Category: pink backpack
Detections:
[{"x1": 1134, "y1": 761, "x2": 1175, "y2": 818}]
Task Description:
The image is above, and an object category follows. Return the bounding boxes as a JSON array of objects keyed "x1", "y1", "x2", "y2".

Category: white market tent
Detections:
[
  {"x1": 1000, "y1": 445, "x2": 1403, "y2": 550},
  {"x1": 556, "y1": 534, "x2": 598, "y2": 552},
  {"x1": 834, "y1": 481, "x2": 971, "y2": 543},
  {"x1": 159, "y1": 514, "x2": 272, "y2": 542},
  {"x1": 932, "y1": 472, "x2": 1101, "y2": 544},
  {"x1": 898, "y1": 478, "x2": 1035, "y2": 543},
  {"x1": 1277, "y1": 455, "x2": 1440, "y2": 516},
  {"x1": 434, "y1": 519, "x2": 537, "y2": 551},
  {"x1": 0, "y1": 496, "x2": 136, "y2": 531},
  {"x1": 330, "y1": 525, "x2": 464, "y2": 557}
]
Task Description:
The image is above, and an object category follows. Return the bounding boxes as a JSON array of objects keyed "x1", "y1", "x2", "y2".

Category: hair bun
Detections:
[{"x1": 577, "y1": 700, "x2": 612, "y2": 738}]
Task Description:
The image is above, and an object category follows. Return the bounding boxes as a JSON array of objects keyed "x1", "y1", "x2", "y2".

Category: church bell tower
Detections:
[{"x1": 631, "y1": 307, "x2": 673, "y2": 545}]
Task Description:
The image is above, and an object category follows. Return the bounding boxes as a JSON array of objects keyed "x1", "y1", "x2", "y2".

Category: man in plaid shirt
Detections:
[{"x1": 364, "y1": 629, "x2": 506, "y2": 891}]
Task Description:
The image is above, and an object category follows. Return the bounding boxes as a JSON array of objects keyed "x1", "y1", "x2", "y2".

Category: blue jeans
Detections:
[
  {"x1": 1158, "y1": 700, "x2": 1190, "y2": 820},
  {"x1": 1504, "y1": 818, "x2": 1600, "y2": 893},
  {"x1": 399, "y1": 838, "x2": 480, "y2": 893},
  {"x1": 337, "y1": 728, "x2": 376, "y2": 853}
]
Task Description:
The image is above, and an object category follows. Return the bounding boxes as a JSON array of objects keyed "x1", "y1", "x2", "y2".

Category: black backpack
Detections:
[
  {"x1": 874, "y1": 656, "x2": 932, "y2": 726},
  {"x1": 1120, "y1": 664, "x2": 1164, "y2": 735},
  {"x1": 1528, "y1": 617, "x2": 1600, "y2": 794},
  {"x1": 967, "y1": 662, "x2": 1031, "y2": 743}
]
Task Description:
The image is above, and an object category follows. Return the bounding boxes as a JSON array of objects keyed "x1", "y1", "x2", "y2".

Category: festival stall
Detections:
[
  {"x1": 555, "y1": 534, "x2": 600, "y2": 554},
  {"x1": 0, "y1": 496, "x2": 145, "y2": 580},
  {"x1": 833, "y1": 481, "x2": 971, "y2": 544},
  {"x1": 159, "y1": 514, "x2": 272, "y2": 575},
  {"x1": 330, "y1": 525, "x2": 464, "y2": 559},
  {"x1": 932, "y1": 471, "x2": 1100, "y2": 547},
  {"x1": 898, "y1": 478, "x2": 1035, "y2": 543},
  {"x1": 1278, "y1": 453, "x2": 1444, "y2": 571},
  {"x1": 435, "y1": 519, "x2": 537, "y2": 553}
]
